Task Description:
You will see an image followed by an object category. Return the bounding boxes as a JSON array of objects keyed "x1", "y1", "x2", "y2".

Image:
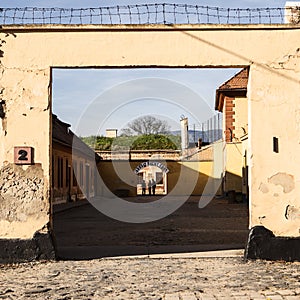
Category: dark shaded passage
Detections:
[{"x1": 53, "y1": 196, "x2": 248, "y2": 260}]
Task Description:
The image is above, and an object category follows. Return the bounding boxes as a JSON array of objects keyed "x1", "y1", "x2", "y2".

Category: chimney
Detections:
[{"x1": 180, "y1": 116, "x2": 189, "y2": 151}]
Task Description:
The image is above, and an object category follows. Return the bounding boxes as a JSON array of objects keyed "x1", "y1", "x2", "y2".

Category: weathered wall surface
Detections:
[
  {"x1": 0, "y1": 24, "x2": 300, "y2": 250},
  {"x1": 0, "y1": 32, "x2": 51, "y2": 240},
  {"x1": 0, "y1": 163, "x2": 48, "y2": 238},
  {"x1": 248, "y1": 63, "x2": 300, "y2": 237}
]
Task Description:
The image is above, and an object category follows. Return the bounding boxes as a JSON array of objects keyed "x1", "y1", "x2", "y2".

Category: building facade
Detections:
[
  {"x1": 52, "y1": 115, "x2": 101, "y2": 204},
  {"x1": 215, "y1": 68, "x2": 249, "y2": 199},
  {"x1": 1, "y1": 21, "x2": 300, "y2": 262}
]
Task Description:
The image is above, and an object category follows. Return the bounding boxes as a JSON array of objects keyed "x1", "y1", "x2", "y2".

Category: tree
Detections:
[
  {"x1": 80, "y1": 134, "x2": 180, "y2": 151},
  {"x1": 121, "y1": 115, "x2": 170, "y2": 136},
  {"x1": 131, "y1": 134, "x2": 180, "y2": 150}
]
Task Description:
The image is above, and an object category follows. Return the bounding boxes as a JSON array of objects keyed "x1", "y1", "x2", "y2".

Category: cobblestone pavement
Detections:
[{"x1": 0, "y1": 255, "x2": 299, "y2": 299}]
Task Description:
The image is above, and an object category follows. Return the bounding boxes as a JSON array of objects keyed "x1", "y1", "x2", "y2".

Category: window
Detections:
[
  {"x1": 60, "y1": 158, "x2": 64, "y2": 188},
  {"x1": 56, "y1": 157, "x2": 64, "y2": 188},
  {"x1": 79, "y1": 161, "x2": 83, "y2": 186},
  {"x1": 73, "y1": 161, "x2": 78, "y2": 187},
  {"x1": 52, "y1": 155, "x2": 54, "y2": 188},
  {"x1": 66, "y1": 159, "x2": 69, "y2": 187},
  {"x1": 273, "y1": 137, "x2": 279, "y2": 153},
  {"x1": 57, "y1": 157, "x2": 61, "y2": 188},
  {"x1": 90, "y1": 167, "x2": 94, "y2": 192}
]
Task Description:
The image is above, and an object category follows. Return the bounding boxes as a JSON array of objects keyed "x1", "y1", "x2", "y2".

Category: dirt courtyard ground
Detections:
[{"x1": 53, "y1": 196, "x2": 249, "y2": 260}]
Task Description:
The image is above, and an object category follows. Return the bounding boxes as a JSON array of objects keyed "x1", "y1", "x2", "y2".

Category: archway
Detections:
[{"x1": 135, "y1": 161, "x2": 169, "y2": 196}]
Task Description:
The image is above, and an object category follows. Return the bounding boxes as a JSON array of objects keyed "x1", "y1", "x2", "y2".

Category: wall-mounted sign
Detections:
[
  {"x1": 14, "y1": 146, "x2": 34, "y2": 165},
  {"x1": 134, "y1": 161, "x2": 169, "y2": 174}
]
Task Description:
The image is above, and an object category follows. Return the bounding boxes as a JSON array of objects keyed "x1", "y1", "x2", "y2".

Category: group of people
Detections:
[{"x1": 141, "y1": 179, "x2": 156, "y2": 196}]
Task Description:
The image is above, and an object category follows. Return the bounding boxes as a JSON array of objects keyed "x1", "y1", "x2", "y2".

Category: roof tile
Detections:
[{"x1": 218, "y1": 68, "x2": 249, "y2": 90}]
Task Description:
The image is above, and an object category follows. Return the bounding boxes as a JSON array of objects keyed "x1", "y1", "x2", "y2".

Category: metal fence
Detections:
[
  {"x1": 190, "y1": 113, "x2": 223, "y2": 145},
  {"x1": 0, "y1": 4, "x2": 291, "y2": 25}
]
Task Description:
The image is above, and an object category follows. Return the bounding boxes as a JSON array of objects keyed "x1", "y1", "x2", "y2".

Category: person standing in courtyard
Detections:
[
  {"x1": 141, "y1": 179, "x2": 146, "y2": 195},
  {"x1": 148, "y1": 179, "x2": 152, "y2": 195},
  {"x1": 152, "y1": 179, "x2": 156, "y2": 195}
]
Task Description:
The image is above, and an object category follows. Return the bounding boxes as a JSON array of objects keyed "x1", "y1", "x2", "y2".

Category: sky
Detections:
[
  {"x1": 52, "y1": 68, "x2": 242, "y2": 136},
  {"x1": 0, "y1": 1, "x2": 288, "y2": 9},
  {"x1": 1, "y1": 0, "x2": 289, "y2": 136}
]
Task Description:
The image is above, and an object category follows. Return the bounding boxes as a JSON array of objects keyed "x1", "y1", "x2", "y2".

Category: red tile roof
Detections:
[
  {"x1": 215, "y1": 68, "x2": 249, "y2": 112},
  {"x1": 218, "y1": 68, "x2": 249, "y2": 91}
]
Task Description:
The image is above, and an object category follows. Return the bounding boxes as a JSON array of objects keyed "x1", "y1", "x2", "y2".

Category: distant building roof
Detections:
[
  {"x1": 52, "y1": 114, "x2": 71, "y2": 145},
  {"x1": 215, "y1": 67, "x2": 249, "y2": 112},
  {"x1": 52, "y1": 114, "x2": 101, "y2": 161}
]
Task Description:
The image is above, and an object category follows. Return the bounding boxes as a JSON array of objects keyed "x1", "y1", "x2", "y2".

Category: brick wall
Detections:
[{"x1": 225, "y1": 97, "x2": 235, "y2": 142}]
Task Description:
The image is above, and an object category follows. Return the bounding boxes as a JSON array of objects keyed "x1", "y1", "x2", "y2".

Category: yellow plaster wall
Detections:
[
  {"x1": 225, "y1": 143, "x2": 243, "y2": 193},
  {"x1": 248, "y1": 65, "x2": 300, "y2": 236},
  {"x1": 98, "y1": 160, "x2": 213, "y2": 197},
  {"x1": 233, "y1": 97, "x2": 248, "y2": 140},
  {"x1": 0, "y1": 24, "x2": 300, "y2": 238}
]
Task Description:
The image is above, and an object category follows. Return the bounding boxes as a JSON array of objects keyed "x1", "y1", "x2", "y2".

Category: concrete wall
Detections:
[{"x1": 0, "y1": 24, "x2": 300, "y2": 253}]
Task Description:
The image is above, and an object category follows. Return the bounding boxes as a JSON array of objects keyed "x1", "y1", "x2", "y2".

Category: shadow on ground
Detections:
[{"x1": 52, "y1": 196, "x2": 249, "y2": 260}]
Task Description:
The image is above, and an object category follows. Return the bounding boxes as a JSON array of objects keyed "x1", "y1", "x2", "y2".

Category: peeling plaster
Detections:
[
  {"x1": 270, "y1": 48, "x2": 300, "y2": 71},
  {"x1": 0, "y1": 101, "x2": 6, "y2": 133},
  {"x1": 285, "y1": 205, "x2": 300, "y2": 220},
  {"x1": 0, "y1": 39, "x2": 6, "y2": 58},
  {"x1": 258, "y1": 216, "x2": 266, "y2": 224},
  {"x1": 259, "y1": 182, "x2": 269, "y2": 194},
  {"x1": 0, "y1": 163, "x2": 48, "y2": 223},
  {"x1": 268, "y1": 173, "x2": 295, "y2": 193},
  {"x1": 0, "y1": 38, "x2": 6, "y2": 134}
]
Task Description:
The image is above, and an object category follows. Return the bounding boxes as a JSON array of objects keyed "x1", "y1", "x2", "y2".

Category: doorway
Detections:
[
  {"x1": 51, "y1": 67, "x2": 249, "y2": 259},
  {"x1": 137, "y1": 165, "x2": 168, "y2": 196}
]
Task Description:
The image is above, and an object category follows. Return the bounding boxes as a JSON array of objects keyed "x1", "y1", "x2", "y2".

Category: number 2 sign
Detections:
[{"x1": 14, "y1": 147, "x2": 33, "y2": 165}]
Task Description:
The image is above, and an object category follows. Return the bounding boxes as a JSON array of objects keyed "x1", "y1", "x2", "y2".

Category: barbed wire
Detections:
[{"x1": 0, "y1": 4, "x2": 294, "y2": 25}]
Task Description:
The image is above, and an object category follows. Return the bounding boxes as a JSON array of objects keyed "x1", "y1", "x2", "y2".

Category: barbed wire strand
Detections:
[{"x1": 0, "y1": 4, "x2": 293, "y2": 25}]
